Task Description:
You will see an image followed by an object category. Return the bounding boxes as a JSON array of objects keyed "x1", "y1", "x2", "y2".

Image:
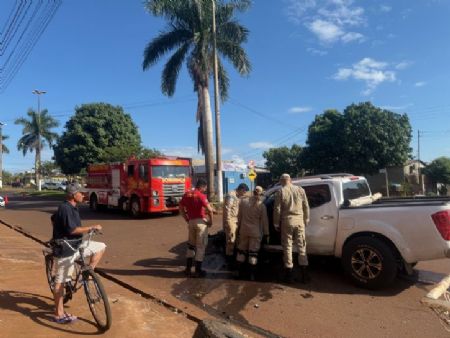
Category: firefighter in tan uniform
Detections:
[
  {"x1": 273, "y1": 173, "x2": 310, "y2": 283},
  {"x1": 236, "y1": 186, "x2": 269, "y2": 280},
  {"x1": 223, "y1": 183, "x2": 249, "y2": 267}
]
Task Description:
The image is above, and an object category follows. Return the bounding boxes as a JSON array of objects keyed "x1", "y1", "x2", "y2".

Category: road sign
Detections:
[{"x1": 248, "y1": 169, "x2": 257, "y2": 181}]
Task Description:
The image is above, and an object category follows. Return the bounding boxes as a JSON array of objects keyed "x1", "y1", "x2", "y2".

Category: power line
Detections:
[
  {"x1": 0, "y1": 1, "x2": 62, "y2": 93},
  {"x1": 1, "y1": 1, "x2": 61, "y2": 92}
]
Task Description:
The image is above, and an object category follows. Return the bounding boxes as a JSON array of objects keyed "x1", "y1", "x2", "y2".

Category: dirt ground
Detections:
[
  {"x1": 1, "y1": 195, "x2": 450, "y2": 337},
  {"x1": 0, "y1": 222, "x2": 197, "y2": 338}
]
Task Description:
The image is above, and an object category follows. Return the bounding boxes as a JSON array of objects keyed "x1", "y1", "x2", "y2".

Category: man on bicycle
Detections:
[{"x1": 51, "y1": 183, "x2": 106, "y2": 324}]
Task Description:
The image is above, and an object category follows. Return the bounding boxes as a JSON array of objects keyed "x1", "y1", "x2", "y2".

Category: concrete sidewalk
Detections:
[{"x1": 0, "y1": 222, "x2": 197, "y2": 338}]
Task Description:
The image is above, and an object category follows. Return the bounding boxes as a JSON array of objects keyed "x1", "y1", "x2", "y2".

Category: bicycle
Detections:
[{"x1": 43, "y1": 229, "x2": 112, "y2": 331}]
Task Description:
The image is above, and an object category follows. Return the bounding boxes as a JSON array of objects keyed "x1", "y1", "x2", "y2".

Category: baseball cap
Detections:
[
  {"x1": 254, "y1": 186, "x2": 263, "y2": 194},
  {"x1": 280, "y1": 173, "x2": 291, "y2": 180},
  {"x1": 67, "y1": 183, "x2": 82, "y2": 195},
  {"x1": 237, "y1": 183, "x2": 249, "y2": 191}
]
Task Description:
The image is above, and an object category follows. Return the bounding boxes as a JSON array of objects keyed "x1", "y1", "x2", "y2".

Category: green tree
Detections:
[
  {"x1": 302, "y1": 102, "x2": 412, "y2": 175},
  {"x1": 263, "y1": 144, "x2": 304, "y2": 180},
  {"x1": 101, "y1": 145, "x2": 163, "y2": 162},
  {"x1": 2, "y1": 170, "x2": 12, "y2": 185},
  {"x1": 54, "y1": 103, "x2": 142, "y2": 174},
  {"x1": 142, "y1": 0, "x2": 251, "y2": 198},
  {"x1": 138, "y1": 147, "x2": 163, "y2": 159},
  {"x1": 2, "y1": 135, "x2": 10, "y2": 154},
  {"x1": 423, "y1": 157, "x2": 450, "y2": 185},
  {"x1": 15, "y1": 109, "x2": 59, "y2": 188},
  {"x1": 40, "y1": 160, "x2": 59, "y2": 177}
]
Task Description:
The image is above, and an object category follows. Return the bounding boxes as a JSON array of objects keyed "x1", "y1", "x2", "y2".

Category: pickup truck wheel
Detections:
[
  {"x1": 130, "y1": 197, "x2": 141, "y2": 218},
  {"x1": 342, "y1": 237, "x2": 397, "y2": 289},
  {"x1": 90, "y1": 195, "x2": 99, "y2": 211}
]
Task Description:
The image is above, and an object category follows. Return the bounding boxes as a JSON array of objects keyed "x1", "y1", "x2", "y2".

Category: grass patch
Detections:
[{"x1": 27, "y1": 190, "x2": 66, "y2": 200}]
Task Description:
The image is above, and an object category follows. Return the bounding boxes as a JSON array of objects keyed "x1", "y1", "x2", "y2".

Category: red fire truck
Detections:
[{"x1": 86, "y1": 157, "x2": 192, "y2": 217}]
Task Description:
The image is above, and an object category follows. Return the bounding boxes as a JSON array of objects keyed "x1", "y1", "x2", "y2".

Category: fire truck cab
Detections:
[{"x1": 86, "y1": 157, "x2": 192, "y2": 217}]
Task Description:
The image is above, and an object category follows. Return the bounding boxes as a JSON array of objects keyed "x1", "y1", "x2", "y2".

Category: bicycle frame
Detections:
[{"x1": 47, "y1": 230, "x2": 98, "y2": 294}]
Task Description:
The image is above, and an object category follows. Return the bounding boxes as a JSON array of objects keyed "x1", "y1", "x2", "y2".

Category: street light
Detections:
[
  {"x1": 32, "y1": 89, "x2": 47, "y2": 191},
  {"x1": 0, "y1": 121, "x2": 5, "y2": 189}
]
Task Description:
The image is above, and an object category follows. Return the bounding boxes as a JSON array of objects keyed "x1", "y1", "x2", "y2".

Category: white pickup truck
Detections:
[{"x1": 263, "y1": 174, "x2": 450, "y2": 289}]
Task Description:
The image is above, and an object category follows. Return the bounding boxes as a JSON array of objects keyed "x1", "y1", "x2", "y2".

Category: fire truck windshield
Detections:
[{"x1": 151, "y1": 166, "x2": 189, "y2": 179}]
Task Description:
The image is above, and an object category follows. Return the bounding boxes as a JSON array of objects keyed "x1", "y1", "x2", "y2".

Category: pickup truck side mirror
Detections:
[{"x1": 343, "y1": 199, "x2": 351, "y2": 207}]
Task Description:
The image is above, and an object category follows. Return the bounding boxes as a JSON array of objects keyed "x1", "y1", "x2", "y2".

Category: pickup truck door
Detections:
[{"x1": 300, "y1": 183, "x2": 338, "y2": 255}]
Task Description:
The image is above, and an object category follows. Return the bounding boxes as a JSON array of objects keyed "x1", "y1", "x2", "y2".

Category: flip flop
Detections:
[
  {"x1": 53, "y1": 314, "x2": 77, "y2": 324},
  {"x1": 64, "y1": 312, "x2": 78, "y2": 321}
]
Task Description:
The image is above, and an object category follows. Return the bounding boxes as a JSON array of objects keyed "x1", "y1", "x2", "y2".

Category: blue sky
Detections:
[{"x1": 0, "y1": 0, "x2": 449, "y2": 173}]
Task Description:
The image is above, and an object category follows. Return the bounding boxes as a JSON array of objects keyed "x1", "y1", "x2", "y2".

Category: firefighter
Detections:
[
  {"x1": 223, "y1": 183, "x2": 249, "y2": 267},
  {"x1": 273, "y1": 173, "x2": 310, "y2": 283},
  {"x1": 179, "y1": 179, "x2": 214, "y2": 278},
  {"x1": 236, "y1": 186, "x2": 269, "y2": 281}
]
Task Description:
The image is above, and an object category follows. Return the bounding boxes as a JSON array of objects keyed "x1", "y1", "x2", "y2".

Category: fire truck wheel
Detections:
[
  {"x1": 130, "y1": 197, "x2": 141, "y2": 218},
  {"x1": 90, "y1": 194, "x2": 99, "y2": 211}
]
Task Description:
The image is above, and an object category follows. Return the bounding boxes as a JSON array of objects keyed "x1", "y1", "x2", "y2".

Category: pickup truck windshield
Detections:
[
  {"x1": 343, "y1": 179, "x2": 371, "y2": 200},
  {"x1": 151, "y1": 166, "x2": 189, "y2": 178}
]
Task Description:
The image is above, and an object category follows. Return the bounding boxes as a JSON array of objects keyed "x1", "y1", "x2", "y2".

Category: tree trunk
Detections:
[
  {"x1": 35, "y1": 148, "x2": 40, "y2": 191},
  {"x1": 201, "y1": 85, "x2": 215, "y2": 200}
]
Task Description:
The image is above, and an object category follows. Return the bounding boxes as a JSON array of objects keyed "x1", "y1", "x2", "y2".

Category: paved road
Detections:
[{"x1": 1, "y1": 196, "x2": 449, "y2": 337}]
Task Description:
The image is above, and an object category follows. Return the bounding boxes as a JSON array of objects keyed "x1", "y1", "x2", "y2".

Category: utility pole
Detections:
[
  {"x1": 0, "y1": 122, "x2": 4, "y2": 189},
  {"x1": 211, "y1": 0, "x2": 223, "y2": 203},
  {"x1": 32, "y1": 89, "x2": 46, "y2": 191}
]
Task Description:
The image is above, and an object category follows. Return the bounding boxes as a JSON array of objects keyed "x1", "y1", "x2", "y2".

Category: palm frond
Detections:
[
  {"x1": 217, "y1": 58, "x2": 229, "y2": 101},
  {"x1": 161, "y1": 43, "x2": 190, "y2": 96},
  {"x1": 143, "y1": 28, "x2": 192, "y2": 70},
  {"x1": 216, "y1": 40, "x2": 251, "y2": 75},
  {"x1": 217, "y1": 21, "x2": 249, "y2": 44}
]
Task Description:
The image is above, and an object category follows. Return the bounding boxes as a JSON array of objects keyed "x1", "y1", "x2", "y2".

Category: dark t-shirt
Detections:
[{"x1": 52, "y1": 200, "x2": 82, "y2": 240}]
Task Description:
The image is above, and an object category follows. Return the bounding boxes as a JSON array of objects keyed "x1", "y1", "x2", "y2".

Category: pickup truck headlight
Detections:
[
  {"x1": 153, "y1": 198, "x2": 160, "y2": 206},
  {"x1": 152, "y1": 190, "x2": 159, "y2": 196}
]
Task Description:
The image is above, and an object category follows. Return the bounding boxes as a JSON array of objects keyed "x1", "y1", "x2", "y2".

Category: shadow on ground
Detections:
[
  {"x1": 100, "y1": 232, "x2": 418, "y2": 327},
  {"x1": 0, "y1": 290, "x2": 101, "y2": 335}
]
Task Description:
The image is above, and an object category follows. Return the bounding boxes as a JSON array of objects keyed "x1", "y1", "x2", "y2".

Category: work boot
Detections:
[
  {"x1": 283, "y1": 268, "x2": 294, "y2": 284},
  {"x1": 194, "y1": 261, "x2": 206, "y2": 278},
  {"x1": 225, "y1": 255, "x2": 236, "y2": 271},
  {"x1": 184, "y1": 258, "x2": 193, "y2": 277},
  {"x1": 300, "y1": 266, "x2": 311, "y2": 284},
  {"x1": 234, "y1": 262, "x2": 244, "y2": 279},
  {"x1": 249, "y1": 264, "x2": 257, "y2": 281}
]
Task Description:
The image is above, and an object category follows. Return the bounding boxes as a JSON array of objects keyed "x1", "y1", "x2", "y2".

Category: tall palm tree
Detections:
[
  {"x1": 143, "y1": 0, "x2": 251, "y2": 199},
  {"x1": 2, "y1": 135, "x2": 10, "y2": 154},
  {"x1": 15, "y1": 109, "x2": 59, "y2": 189}
]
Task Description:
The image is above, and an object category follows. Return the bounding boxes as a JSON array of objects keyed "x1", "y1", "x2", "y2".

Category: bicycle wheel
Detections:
[
  {"x1": 44, "y1": 254, "x2": 55, "y2": 293},
  {"x1": 82, "y1": 269, "x2": 112, "y2": 331}
]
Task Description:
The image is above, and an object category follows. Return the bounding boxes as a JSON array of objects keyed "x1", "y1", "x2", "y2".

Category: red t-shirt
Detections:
[{"x1": 180, "y1": 189, "x2": 209, "y2": 220}]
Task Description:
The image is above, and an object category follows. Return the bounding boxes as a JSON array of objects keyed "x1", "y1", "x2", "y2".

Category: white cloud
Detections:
[
  {"x1": 160, "y1": 146, "x2": 202, "y2": 159},
  {"x1": 308, "y1": 19, "x2": 343, "y2": 43},
  {"x1": 415, "y1": 81, "x2": 426, "y2": 87},
  {"x1": 341, "y1": 31, "x2": 364, "y2": 43},
  {"x1": 288, "y1": 106, "x2": 313, "y2": 114},
  {"x1": 249, "y1": 142, "x2": 274, "y2": 150},
  {"x1": 380, "y1": 5, "x2": 392, "y2": 12},
  {"x1": 286, "y1": 0, "x2": 365, "y2": 45},
  {"x1": 380, "y1": 104, "x2": 413, "y2": 111},
  {"x1": 395, "y1": 60, "x2": 413, "y2": 70},
  {"x1": 306, "y1": 47, "x2": 328, "y2": 56},
  {"x1": 333, "y1": 57, "x2": 396, "y2": 95}
]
